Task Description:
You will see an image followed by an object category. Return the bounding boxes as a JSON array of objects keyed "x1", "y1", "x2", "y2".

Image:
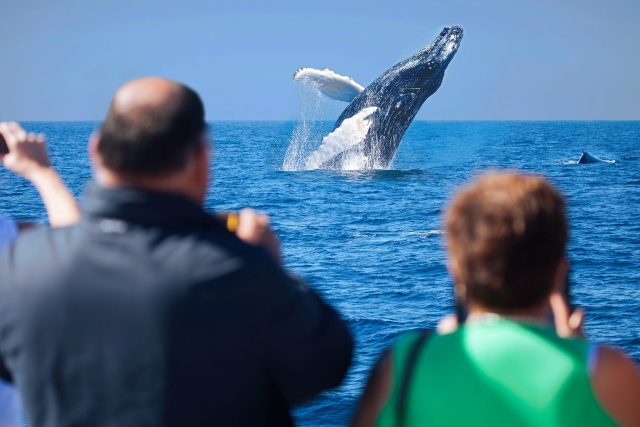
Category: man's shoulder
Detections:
[
  {"x1": 159, "y1": 226, "x2": 283, "y2": 285},
  {"x1": 16, "y1": 221, "x2": 81, "y2": 252},
  {"x1": 0, "y1": 222, "x2": 83, "y2": 281}
]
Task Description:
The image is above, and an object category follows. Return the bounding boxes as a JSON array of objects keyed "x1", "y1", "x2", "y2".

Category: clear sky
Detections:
[{"x1": 1, "y1": 0, "x2": 638, "y2": 121}]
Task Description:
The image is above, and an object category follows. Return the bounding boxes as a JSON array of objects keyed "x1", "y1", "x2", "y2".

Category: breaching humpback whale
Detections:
[{"x1": 294, "y1": 26, "x2": 463, "y2": 170}]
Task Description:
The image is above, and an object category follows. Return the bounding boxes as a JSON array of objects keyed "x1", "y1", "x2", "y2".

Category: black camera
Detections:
[{"x1": 0, "y1": 134, "x2": 8, "y2": 154}]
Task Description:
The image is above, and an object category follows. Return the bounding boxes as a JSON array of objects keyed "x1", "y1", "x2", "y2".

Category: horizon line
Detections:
[{"x1": 9, "y1": 119, "x2": 640, "y2": 123}]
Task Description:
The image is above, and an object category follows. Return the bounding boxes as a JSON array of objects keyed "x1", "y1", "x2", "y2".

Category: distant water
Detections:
[{"x1": 1, "y1": 121, "x2": 639, "y2": 426}]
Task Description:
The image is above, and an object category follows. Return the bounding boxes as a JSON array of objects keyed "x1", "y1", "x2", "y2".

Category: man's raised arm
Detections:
[{"x1": 0, "y1": 122, "x2": 80, "y2": 228}]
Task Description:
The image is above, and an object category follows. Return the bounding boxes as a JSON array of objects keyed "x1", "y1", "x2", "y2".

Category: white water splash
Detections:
[
  {"x1": 282, "y1": 84, "x2": 332, "y2": 171},
  {"x1": 304, "y1": 107, "x2": 378, "y2": 170}
]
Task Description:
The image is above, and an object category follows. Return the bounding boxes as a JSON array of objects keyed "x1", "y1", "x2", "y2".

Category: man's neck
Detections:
[{"x1": 95, "y1": 168, "x2": 204, "y2": 206}]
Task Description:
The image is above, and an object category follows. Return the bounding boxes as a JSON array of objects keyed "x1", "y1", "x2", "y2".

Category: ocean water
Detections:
[{"x1": 1, "y1": 121, "x2": 639, "y2": 426}]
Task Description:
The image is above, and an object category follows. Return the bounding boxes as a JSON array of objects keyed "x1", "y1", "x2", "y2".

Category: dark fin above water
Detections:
[{"x1": 578, "y1": 151, "x2": 606, "y2": 164}]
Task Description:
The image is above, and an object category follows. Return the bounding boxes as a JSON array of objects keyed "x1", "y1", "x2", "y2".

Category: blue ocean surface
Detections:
[{"x1": 1, "y1": 121, "x2": 639, "y2": 426}]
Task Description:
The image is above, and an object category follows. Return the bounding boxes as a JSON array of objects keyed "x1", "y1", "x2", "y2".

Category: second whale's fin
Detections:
[
  {"x1": 578, "y1": 151, "x2": 616, "y2": 164},
  {"x1": 293, "y1": 67, "x2": 364, "y2": 102},
  {"x1": 578, "y1": 151, "x2": 613, "y2": 164}
]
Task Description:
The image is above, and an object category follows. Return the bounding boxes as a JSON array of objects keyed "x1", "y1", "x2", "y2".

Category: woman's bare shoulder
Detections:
[{"x1": 592, "y1": 346, "x2": 640, "y2": 427}]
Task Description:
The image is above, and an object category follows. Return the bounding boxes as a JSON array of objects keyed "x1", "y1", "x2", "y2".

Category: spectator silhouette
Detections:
[
  {"x1": 0, "y1": 121, "x2": 81, "y2": 427},
  {"x1": 352, "y1": 172, "x2": 640, "y2": 427},
  {"x1": 0, "y1": 78, "x2": 352, "y2": 427}
]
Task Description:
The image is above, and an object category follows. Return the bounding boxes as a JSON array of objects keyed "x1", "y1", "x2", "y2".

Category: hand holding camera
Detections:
[
  {"x1": 237, "y1": 208, "x2": 282, "y2": 265},
  {"x1": 0, "y1": 122, "x2": 51, "y2": 181},
  {"x1": 0, "y1": 121, "x2": 80, "y2": 227}
]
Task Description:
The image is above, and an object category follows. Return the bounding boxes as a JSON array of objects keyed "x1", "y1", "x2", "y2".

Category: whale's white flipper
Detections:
[
  {"x1": 293, "y1": 68, "x2": 364, "y2": 102},
  {"x1": 304, "y1": 107, "x2": 378, "y2": 170}
]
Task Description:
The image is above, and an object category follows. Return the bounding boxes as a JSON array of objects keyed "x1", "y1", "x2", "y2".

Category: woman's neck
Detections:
[{"x1": 467, "y1": 301, "x2": 551, "y2": 324}]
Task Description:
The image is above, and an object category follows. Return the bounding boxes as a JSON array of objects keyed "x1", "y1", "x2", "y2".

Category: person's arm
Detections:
[
  {"x1": 351, "y1": 350, "x2": 393, "y2": 427},
  {"x1": 260, "y1": 264, "x2": 353, "y2": 404},
  {"x1": 234, "y1": 209, "x2": 353, "y2": 403},
  {"x1": 0, "y1": 122, "x2": 80, "y2": 228},
  {"x1": 591, "y1": 347, "x2": 640, "y2": 427},
  {"x1": 550, "y1": 290, "x2": 640, "y2": 426}
]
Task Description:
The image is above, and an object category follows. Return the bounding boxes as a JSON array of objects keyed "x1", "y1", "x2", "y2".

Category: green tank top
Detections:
[{"x1": 376, "y1": 318, "x2": 619, "y2": 427}]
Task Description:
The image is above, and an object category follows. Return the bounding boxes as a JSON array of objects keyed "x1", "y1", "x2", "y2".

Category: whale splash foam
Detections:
[
  {"x1": 304, "y1": 107, "x2": 378, "y2": 170},
  {"x1": 282, "y1": 83, "x2": 342, "y2": 171}
]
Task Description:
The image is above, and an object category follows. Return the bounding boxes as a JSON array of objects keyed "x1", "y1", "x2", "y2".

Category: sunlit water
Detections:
[{"x1": 1, "y1": 121, "x2": 639, "y2": 426}]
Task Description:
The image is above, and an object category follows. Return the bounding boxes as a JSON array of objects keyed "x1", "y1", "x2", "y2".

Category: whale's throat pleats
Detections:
[
  {"x1": 293, "y1": 68, "x2": 365, "y2": 102},
  {"x1": 303, "y1": 107, "x2": 378, "y2": 170}
]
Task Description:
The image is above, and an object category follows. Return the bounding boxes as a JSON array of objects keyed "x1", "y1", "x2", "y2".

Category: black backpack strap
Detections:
[{"x1": 396, "y1": 329, "x2": 431, "y2": 427}]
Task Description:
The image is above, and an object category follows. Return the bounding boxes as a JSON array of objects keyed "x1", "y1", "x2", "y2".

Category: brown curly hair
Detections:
[{"x1": 445, "y1": 172, "x2": 567, "y2": 310}]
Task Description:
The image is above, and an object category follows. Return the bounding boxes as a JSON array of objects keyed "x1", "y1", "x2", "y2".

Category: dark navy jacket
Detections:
[{"x1": 0, "y1": 184, "x2": 353, "y2": 427}]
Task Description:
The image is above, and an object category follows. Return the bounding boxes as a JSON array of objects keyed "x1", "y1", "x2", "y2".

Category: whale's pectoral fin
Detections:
[
  {"x1": 293, "y1": 67, "x2": 365, "y2": 102},
  {"x1": 304, "y1": 107, "x2": 378, "y2": 170}
]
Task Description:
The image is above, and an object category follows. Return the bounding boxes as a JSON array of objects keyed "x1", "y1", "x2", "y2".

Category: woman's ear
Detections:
[
  {"x1": 447, "y1": 257, "x2": 462, "y2": 284},
  {"x1": 552, "y1": 256, "x2": 569, "y2": 293}
]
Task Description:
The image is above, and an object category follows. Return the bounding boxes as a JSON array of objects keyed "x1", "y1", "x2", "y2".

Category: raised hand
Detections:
[
  {"x1": 0, "y1": 122, "x2": 80, "y2": 228},
  {"x1": 0, "y1": 122, "x2": 51, "y2": 180}
]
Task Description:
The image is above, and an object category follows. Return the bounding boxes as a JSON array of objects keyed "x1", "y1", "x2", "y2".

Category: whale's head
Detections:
[
  {"x1": 422, "y1": 26, "x2": 464, "y2": 73},
  {"x1": 351, "y1": 26, "x2": 462, "y2": 152},
  {"x1": 361, "y1": 26, "x2": 463, "y2": 123},
  {"x1": 326, "y1": 26, "x2": 463, "y2": 169},
  {"x1": 386, "y1": 26, "x2": 463, "y2": 98}
]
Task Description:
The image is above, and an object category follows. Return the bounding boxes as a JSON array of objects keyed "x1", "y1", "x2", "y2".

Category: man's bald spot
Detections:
[{"x1": 110, "y1": 77, "x2": 185, "y2": 120}]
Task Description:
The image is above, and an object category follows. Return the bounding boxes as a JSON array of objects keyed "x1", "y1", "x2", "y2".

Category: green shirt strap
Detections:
[{"x1": 395, "y1": 329, "x2": 431, "y2": 426}]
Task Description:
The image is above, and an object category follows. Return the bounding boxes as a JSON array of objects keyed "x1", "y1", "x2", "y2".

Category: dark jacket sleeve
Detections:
[
  {"x1": 0, "y1": 243, "x2": 14, "y2": 384},
  {"x1": 0, "y1": 359, "x2": 12, "y2": 383},
  {"x1": 253, "y1": 256, "x2": 353, "y2": 405}
]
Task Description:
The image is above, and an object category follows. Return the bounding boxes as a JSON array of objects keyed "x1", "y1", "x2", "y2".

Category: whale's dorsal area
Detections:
[
  {"x1": 579, "y1": 151, "x2": 610, "y2": 164},
  {"x1": 293, "y1": 68, "x2": 364, "y2": 102},
  {"x1": 304, "y1": 107, "x2": 378, "y2": 170}
]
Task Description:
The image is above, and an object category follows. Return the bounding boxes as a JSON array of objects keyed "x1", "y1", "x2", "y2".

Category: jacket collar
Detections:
[{"x1": 83, "y1": 182, "x2": 228, "y2": 232}]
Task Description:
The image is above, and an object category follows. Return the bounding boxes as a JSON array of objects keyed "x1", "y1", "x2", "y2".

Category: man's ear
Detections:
[
  {"x1": 194, "y1": 143, "x2": 210, "y2": 178},
  {"x1": 88, "y1": 133, "x2": 100, "y2": 168},
  {"x1": 189, "y1": 142, "x2": 211, "y2": 205}
]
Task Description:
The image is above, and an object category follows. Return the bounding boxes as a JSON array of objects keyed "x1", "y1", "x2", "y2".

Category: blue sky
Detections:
[{"x1": 1, "y1": 0, "x2": 638, "y2": 121}]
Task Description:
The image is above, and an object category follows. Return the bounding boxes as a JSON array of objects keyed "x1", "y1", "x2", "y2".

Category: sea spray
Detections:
[
  {"x1": 303, "y1": 107, "x2": 378, "y2": 170},
  {"x1": 282, "y1": 83, "x2": 341, "y2": 171}
]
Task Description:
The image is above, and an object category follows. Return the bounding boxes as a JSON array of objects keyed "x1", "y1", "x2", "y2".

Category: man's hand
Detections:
[
  {"x1": 0, "y1": 122, "x2": 51, "y2": 180},
  {"x1": 236, "y1": 208, "x2": 282, "y2": 265}
]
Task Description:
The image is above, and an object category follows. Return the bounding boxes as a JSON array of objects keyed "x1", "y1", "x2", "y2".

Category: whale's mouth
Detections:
[
  {"x1": 394, "y1": 26, "x2": 463, "y2": 78},
  {"x1": 431, "y1": 26, "x2": 463, "y2": 66}
]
